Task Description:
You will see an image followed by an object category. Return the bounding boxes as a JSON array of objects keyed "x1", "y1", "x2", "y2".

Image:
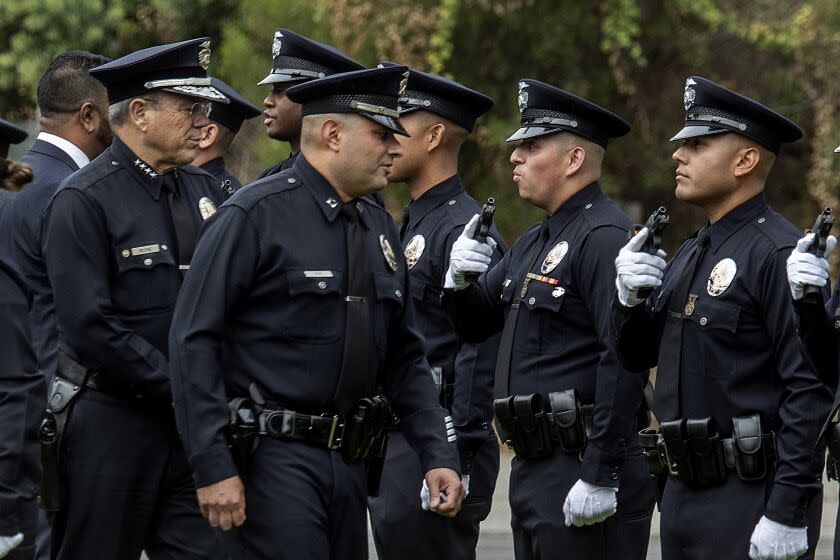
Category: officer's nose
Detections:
[
  {"x1": 510, "y1": 146, "x2": 525, "y2": 165},
  {"x1": 388, "y1": 137, "x2": 403, "y2": 158},
  {"x1": 263, "y1": 93, "x2": 274, "y2": 108},
  {"x1": 672, "y1": 146, "x2": 686, "y2": 163}
]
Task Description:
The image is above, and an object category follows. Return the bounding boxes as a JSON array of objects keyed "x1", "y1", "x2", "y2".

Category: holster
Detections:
[
  {"x1": 732, "y1": 414, "x2": 769, "y2": 481},
  {"x1": 547, "y1": 390, "x2": 586, "y2": 453},
  {"x1": 227, "y1": 397, "x2": 260, "y2": 482},
  {"x1": 639, "y1": 427, "x2": 665, "y2": 478},
  {"x1": 684, "y1": 418, "x2": 727, "y2": 485},
  {"x1": 341, "y1": 395, "x2": 394, "y2": 466},
  {"x1": 39, "y1": 353, "x2": 90, "y2": 511},
  {"x1": 826, "y1": 422, "x2": 840, "y2": 481}
]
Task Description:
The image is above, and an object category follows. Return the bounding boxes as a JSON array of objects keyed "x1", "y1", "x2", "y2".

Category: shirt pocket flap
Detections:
[
  {"x1": 373, "y1": 272, "x2": 405, "y2": 305},
  {"x1": 688, "y1": 298, "x2": 740, "y2": 332},
  {"x1": 523, "y1": 281, "x2": 565, "y2": 312},
  {"x1": 286, "y1": 270, "x2": 343, "y2": 296},
  {"x1": 115, "y1": 247, "x2": 176, "y2": 273}
]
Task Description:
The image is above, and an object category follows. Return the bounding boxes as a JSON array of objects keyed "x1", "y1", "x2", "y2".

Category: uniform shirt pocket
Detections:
[
  {"x1": 112, "y1": 246, "x2": 179, "y2": 312},
  {"x1": 522, "y1": 281, "x2": 566, "y2": 355},
  {"x1": 284, "y1": 269, "x2": 344, "y2": 342},
  {"x1": 372, "y1": 272, "x2": 405, "y2": 351},
  {"x1": 684, "y1": 297, "x2": 741, "y2": 379}
]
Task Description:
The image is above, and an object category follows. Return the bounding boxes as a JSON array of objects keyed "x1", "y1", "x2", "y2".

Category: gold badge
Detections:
[
  {"x1": 684, "y1": 294, "x2": 698, "y2": 316},
  {"x1": 707, "y1": 258, "x2": 737, "y2": 297},
  {"x1": 399, "y1": 71, "x2": 409, "y2": 97},
  {"x1": 404, "y1": 235, "x2": 425, "y2": 270},
  {"x1": 198, "y1": 40, "x2": 211, "y2": 70},
  {"x1": 541, "y1": 241, "x2": 568, "y2": 274},
  {"x1": 198, "y1": 197, "x2": 217, "y2": 220},
  {"x1": 380, "y1": 235, "x2": 398, "y2": 271}
]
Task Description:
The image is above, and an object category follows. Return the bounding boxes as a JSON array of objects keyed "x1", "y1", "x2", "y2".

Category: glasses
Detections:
[{"x1": 143, "y1": 98, "x2": 212, "y2": 119}]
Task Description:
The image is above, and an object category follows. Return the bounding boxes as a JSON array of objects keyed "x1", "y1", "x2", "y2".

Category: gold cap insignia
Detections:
[
  {"x1": 399, "y1": 71, "x2": 409, "y2": 97},
  {"x1": 198, "y1": 40, "x2": 211, "y2": 70}
]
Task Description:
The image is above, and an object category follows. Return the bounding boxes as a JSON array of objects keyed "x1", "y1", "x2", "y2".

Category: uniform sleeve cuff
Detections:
[
  {"x1": 191, "y1": 446, "x2": 238, "y2": 488},
  {"x1": 579, "y1": 442, "x2": 624, "y2": 488},
  {"x1": 764, "y1": 483, "x2": 812, "y2": 527}
]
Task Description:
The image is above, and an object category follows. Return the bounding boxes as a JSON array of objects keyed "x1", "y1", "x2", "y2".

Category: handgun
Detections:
[
  {"x1": 628, "y1": 206, "x2": 669, "y2": 299},
  {"x1": 464, "y1": 197, "x2": 495, "y2": 282},
  {"x1": 803, "y1": 207, "x2": 834, "y2": 302}
]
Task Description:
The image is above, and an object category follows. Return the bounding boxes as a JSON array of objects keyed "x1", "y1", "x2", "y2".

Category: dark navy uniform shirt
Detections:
[
  {"x1": 256, "y1": 151, "x2": 298, "y2": 180},
  {"x1": 611, "y1": 192, "x2": 832, "y2": 526},
  {"x1": 400, "y1": 175, "x2": 506, "y2": 468},
  {"x1": 200, "y1": 156, "x2": 242, "y2": 200},
  {"x1": 169, "y1": 155, "x2": 460, "y2": 487},
  {"x1": 443, "y1": 182, "x2": 647, "y2": 486},
  {"x1": 42, "y1": 135, "x2": 224, "y2": 399}
]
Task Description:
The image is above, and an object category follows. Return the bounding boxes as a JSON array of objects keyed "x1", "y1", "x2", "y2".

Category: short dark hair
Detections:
[{"x1": 37, "y1": 50, "x2": 111, "y2": 117}]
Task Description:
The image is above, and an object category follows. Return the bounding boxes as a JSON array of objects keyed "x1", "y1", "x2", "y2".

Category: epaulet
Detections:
[
  {"x1": 223, "y1": 169, "x2": 302, "y2": 211},
  {"x1": 580, "y1": 196, "x2": 632, "y2": 231},
  {"x1": 59, "y1": 154, "x2": 120, "y2": 193},
  {"x1": 750, "y1": 208, "x2": 800, "y2": 250},
  {"x1": 178, "y1": 164, "x2": 215, "y2": 178},
  {"x1": 443, "y1": 191, "x2": 482, "y2": 227}
]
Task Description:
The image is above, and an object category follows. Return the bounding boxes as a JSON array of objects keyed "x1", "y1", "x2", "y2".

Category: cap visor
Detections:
[
  {"x1": 161, "y1": 85, "x2": 229, "y2": 104},
  {"x1": 834, "y1": 144, "x2": 840, "y2": 153},
  {"x1": 669, "y1": 125, "x2": 728, "y2": 142},
  {"x1": 505, "y1": 126, "x2": 563, "y2": 142},
  {"x1": 364, "y1": 114, "x2": 409, "y2": 137},
  {"x1": 257, "y1": 73, "x2": 311, "y2": 86}
]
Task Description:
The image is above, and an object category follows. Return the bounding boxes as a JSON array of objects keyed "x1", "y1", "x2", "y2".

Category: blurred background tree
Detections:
[{"x1": 2, "y1": 0, "x2": 839, "y2": 249}]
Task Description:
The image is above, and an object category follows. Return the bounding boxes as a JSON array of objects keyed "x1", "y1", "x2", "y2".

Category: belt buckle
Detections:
[{"x1": 325, "y1": 414, "x2": 344, "y2": 450}]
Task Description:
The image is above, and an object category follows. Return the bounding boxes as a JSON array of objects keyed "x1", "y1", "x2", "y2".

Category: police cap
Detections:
[
  {"x1": 286, "y1": 66, "x2": 410, "y2": 136},
  {"x1": 507, "y1": 79, "x2": 630, "y2": 147},
  {"x1": 378, "y1": 61, "x2": 493, "y2": 132},
  {"x1": 90, "y1": 38, "x2": 228, "y2": 104},
  {"x1": 207, "y1": 78, "x2": 261, "y2": 133},
  {"x1": 672, "y1": 76, "x2": 803, "y2": 153},
  {"x1": 258, "y1": 29, "x2": 365, "y2": 86},
  {"x1": 0, "y1": 118, "x2": 27, "y2": 158}
]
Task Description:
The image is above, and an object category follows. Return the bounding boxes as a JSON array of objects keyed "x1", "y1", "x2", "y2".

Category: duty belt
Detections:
[{"x1": 259, "y1": 409, "x2": 345, "y2": 450}]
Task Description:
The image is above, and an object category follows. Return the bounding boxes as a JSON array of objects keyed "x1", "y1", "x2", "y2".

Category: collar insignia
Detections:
[{"x1": 133, "y1": 158, "x2": 158, "y2": 179}]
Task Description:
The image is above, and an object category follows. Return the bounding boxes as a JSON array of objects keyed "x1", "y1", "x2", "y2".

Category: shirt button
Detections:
[
  {"x1": 585, "y1": 203, "x2": 593, "y2": 209},
  {"x1": 111, "y1": 161, "x2": 119, "y2": 166},
  {"x1": 287, "y1": 177, "x2": 296, "y2": 183},
  {"x1": 448, "y1": 200, "x2": 456, "y2": 205},
  {"x1": 609, "y1": 473, "x2": 618, "y2": 480},
  {"x1": 757, "y1": 217, "x2": 766, "y2": 224},
  {"x1": 161, "y1": 245, "x2": 168, "y2": 251},
  {"x1": 395, "y1": 290, "x2": 402, "y2": 297},
  {"x1": 143, "y1": 258, "x2": 152, "y2": 266},
  {"x1": 318, "y1": 281, "x2": 327, "y2": 289},
  {"x1": 528, "y1": 297, "x2": 536, "y2": 305},
  {"x1": 699, "y1": 317, "x2": 708, "y2": 326}
]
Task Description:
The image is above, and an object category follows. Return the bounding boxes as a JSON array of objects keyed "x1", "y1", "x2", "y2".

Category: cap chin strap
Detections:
[{"x1": 350, "y1": 101, "x2": 399, "y2": 119}]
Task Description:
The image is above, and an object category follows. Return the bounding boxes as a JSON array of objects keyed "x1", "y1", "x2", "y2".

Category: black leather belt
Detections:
[{"x1": 259, "y1": 409, "x2": 345, "y2": 450}]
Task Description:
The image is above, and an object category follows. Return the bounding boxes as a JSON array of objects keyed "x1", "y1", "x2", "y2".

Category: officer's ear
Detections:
[
  {"x1": 321, "y1": 118, "x2": 343, "y2": 152},
  {"x1": 565, "y1": 146, "x2": 586, "y2": 177},
  {"x1": 198, "y1": 123, "x2": 218, "y2": 150},
  {"x1": 733, "y1": 146, "x2": 760, "y2": 177},
  {"x1": 78, "y1": 101, "x2": 99, "y2": 134},
  {"x1": 426, "y1": 123, "x2": 446, "y2": 153},
  {"x1": 128, "y1": 98, "x2": 153, "y2": 132}
]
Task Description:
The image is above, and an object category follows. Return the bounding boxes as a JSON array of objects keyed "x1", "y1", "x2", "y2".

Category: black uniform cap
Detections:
[
  {"x1": 207, "y1": 78, "x2": 261, "y2": 133},
  {"x1": 507, "y1": 79, "x2": 630, "y2": 147},
  {"x1": 377, "y1": 61, "x2": 493, "y2": 132},
  {"x1": 672, "y1": 76, "x2": 803, "y2": 153},
  {"x1": 258, "y1": 29, "x2": 365, "y2": 86},
  {"x1": 286, "y1": 66, "x2": 410, "y2": 136},
  {"x1": 0, "y1": 118, "x2": 27, "y2": 158},
  {"x1": 90, "y1": 37, "x2": 228, "y2": 104}
]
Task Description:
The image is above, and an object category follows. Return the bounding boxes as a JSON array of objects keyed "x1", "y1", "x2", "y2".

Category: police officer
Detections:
[
  {"x1": 169, "y1": 65, "x2": 464, "y2": 559},
  {"x1": 256, "y1": 28, "x2": 364, "y2": 179},
  {"x1": 41, "y1": 38, "x2": 228, "y2": 559},
  {"x1": 0, "y1": 118, "x2": 42, "y2": 560},
  {"x1": 613, "y1": 76, "x2": 832, "y2": 560},
  {"x1": 442, "y1": 80, "x2": 654, "y2": 559},
  {"x1": 192, "y1": 77, "x2": 261, "y2": 199},
  {"x1": 367, "y1": 65, "x2": 504, "y2": 559}
]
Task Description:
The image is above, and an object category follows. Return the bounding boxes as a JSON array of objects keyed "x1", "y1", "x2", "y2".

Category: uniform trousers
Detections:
[
  {"x1": 368, "y1": 430, "x2": 499, "y2": 559},
  {"x1": 49, "y1": 390, "x2": 223, "y2": 560},
  {"x1": 222, "y1": 438, "x2": 369, "y2": 560},
  {"x1": 509, "y1": 443, "x2": 655, "y2": 560}
]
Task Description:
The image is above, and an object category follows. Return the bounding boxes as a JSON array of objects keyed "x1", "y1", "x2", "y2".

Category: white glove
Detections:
[
  {"x1": 749, "y1": 516, "x2": 808, "y2": 560},
  {"x1": 0, "y1": 533, "x2": 23, "y2": 559},
  {"x1": 444, "y1": 214, "x2": 497, "y2": 290},
  {"x1": 615, "y1": 227, "x2": 667, "y2": 307},
  {"x1": 420, "y1": 475, "x2": 470, "y2": 510},
  {"x1": 786, "y1": 233, "x2": 836, "y2": 300},
  {"x1": 562, "y1": 479, "x2": 618, "y2": 527}
]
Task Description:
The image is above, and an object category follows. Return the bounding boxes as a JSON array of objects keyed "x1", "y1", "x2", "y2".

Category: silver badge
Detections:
[
  {"x1": 404, "y1": 235, "x2": 425, "y2": 270},
  {"x1": 272, "y1": 31, "x2": 283, "y2": 58},
  {"x1": 380, "y1": 235, "x2": 398, "y2": 271},
  {"x1": 518, "y1": 81, "x2": 529, "y2": 113},
  {"x1": 552, "y1": 286, "x2": 565, "y2": 298},
  {"x1": 707, "y1": 258, "x2": 737, "y2": 297},
  {"x1": 198, "y1": 197, "x2": 217, "y2": 220},
  {"x1": 541, "y1": 241, "x2": 568, "y2": 274},
  {"x1": 198, "y1": 40, "x2": 211, "y2": 71},
  {"x1": 684, "y1": 78, "x2": 697, "y2": 111}
]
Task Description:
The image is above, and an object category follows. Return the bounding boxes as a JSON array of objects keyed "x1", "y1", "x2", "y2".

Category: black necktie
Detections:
[
  {"x1": 493, "y1": 222, "x2": 550, "y2": 399},
  {"x1": 655, "y1": 230, "x2": 710, "y2": 421},
  {"x1": 333, "y1": 202, "x2": 373, "y2": 415},
  {"x1": 399, "y1": 204, "x2": 411, "y2": 241},
  {"x1": 162, "y1": 174, "x2": 196, "y2": 272}
]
